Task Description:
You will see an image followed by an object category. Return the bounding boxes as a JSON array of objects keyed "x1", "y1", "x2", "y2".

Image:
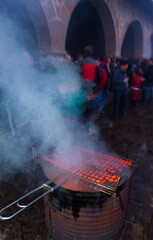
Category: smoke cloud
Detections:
[
  {"x1": 0, "y1": 12, "x2": 71, "y2": 179},
  {"x1": 0, "y1": 9, "x2": 105, "y2": 182}
]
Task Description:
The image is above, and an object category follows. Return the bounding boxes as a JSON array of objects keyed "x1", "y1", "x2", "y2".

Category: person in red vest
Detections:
[
  {"x1": 131, "y1": 67, "x2": 145, "y2": 107},
  {"x1": 99, "y1": 59, "x2": 106, "y2": 71},
  {"x1": 80, "y1": 46, "x2": 100, "y2": 96},
  {"x1": 97, "y1": 59, "x2": 110, "y2": 113},
  {"x1": 98, "y1": 57, "x2": 112, "y2": 92},
  {"x1": 98, "y1": 61, "x2": 108, "y2": 91}
]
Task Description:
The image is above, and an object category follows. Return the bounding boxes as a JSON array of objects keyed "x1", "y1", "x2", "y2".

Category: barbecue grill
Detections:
[
  {"x1": 42, "y1": 146, "x2": 133, "y2": 194},
  {"x1": 0, "y1": 146, "x2": 136, "y2": 240}
]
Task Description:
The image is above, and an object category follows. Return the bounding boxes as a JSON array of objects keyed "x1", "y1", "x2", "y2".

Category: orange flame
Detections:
[{"x1": 44, "y1": 147, "x2": 132, "y2": 185}]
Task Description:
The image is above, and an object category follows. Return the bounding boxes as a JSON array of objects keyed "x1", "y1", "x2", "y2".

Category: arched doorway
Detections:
[
  {"x1": 0, "y1": 0, "x2": 52, "y2": 58},
  {"x1": 0, "y1": 0, "x2": 38, "y2": 53},
  {"x1": 121, "y1": 20, "x2": 143, "y2": 59},
  {"x1": 144, "y1": 35, "x2": 153, "y2": 59},
  {"x1": 66, "y1": 0, "x2": 116, "y2": 58},
  {"x1": 151, "y1": 35, "x2": 153, "y2": 58}
]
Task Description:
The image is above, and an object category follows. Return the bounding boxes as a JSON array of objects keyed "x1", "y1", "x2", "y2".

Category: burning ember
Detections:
[
  {"x1": 43, "y1": 146, "x2": 133, "y2": 195},
  {"x1": 43, "y1": 147, "x2": 136, "y2": 240},
  {"x1": 0, "y1": 146, "x2": 135, "y2": 240}
]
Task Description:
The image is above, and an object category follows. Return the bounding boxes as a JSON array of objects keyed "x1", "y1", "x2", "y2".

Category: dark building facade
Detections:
[{"x1": 1, "y1": 0, "x2": 153, "y2": 61}]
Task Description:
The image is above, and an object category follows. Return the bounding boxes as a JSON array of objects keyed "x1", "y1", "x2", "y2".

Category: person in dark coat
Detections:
[
  {"x1": 142, "y1": 59, "x2": 153, "y2": 103},
  {"x1": 113, "y1": 59, "x2": 129, "y2": 118}
]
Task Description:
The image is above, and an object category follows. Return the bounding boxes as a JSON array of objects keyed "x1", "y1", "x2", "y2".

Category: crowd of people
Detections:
[
  {"x1": 72, "y1": 46, "x2": 153, "y2": 119},
  {"x1": 21, "y1": 47, "x2": 153, "y2": 122}
]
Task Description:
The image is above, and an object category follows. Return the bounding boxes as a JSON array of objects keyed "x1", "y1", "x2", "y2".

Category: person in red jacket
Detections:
[
  {"x1": 131, "y1": 67, "x2": 145, "y2": 107},
  {"x1": 98, "y1": 57, "x2": 112, "y2": 92},
  {"x1": 80, "y1": 46, "x2": 100, "y2": 96},
  {"x1": 98, "y1": 67, "x2": 108, "y2": 91}
]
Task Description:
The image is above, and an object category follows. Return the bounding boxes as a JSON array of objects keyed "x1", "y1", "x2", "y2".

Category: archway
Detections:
[
  {"x1": 144, "y1": 35, "x2": 153, "y2": 59},
  {"x1": 121, "y1": 20, "x2": 143, "y2": 59},
  {"x1": 0, "y1": 0, "x2": 37, "y2": 53},
  {"x1": 151, "y1": 35, "x2": 153, "y2": 58},
  {"x1": 66, "y1": 0, "x2": 116, "y2": 58},
  {"x1": 0, "y1": 0, "x2": 52, "y2": 57}
]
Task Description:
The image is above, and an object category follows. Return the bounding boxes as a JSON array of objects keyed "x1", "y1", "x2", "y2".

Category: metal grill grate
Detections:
[
  {"x1": 0, "y1": 146, "x2": 135, "y2": 221},
  {"x1": 41, "y1": 146, "x2": 134, "y2": 195}
]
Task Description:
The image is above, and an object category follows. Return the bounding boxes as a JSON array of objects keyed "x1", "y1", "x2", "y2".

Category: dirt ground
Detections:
[
  {"x1": 101, "y1": 99, "x2": 153, "y2": 240},
  {"x1": 0, "y1": 97, "x2": 153, "y2": 240}
]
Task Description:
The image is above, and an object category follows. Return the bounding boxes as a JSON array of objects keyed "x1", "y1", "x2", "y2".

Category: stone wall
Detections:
[
  {"x1": 22, "y1": 0, "x2": 153, "y2": 58},
  {"x1": 105, "y1": 0, "x2": 153, "y2": 57}
]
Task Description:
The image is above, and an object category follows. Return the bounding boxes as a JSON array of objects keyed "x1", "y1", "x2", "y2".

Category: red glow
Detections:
[{"x1": 44, "y1": 147, "x2": 132, "y2": 186}]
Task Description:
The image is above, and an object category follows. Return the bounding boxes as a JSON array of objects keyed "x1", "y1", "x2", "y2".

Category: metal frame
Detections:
[
  {"x1": 0, "y1": 171, "x2": 74, "y2": 221},
  {"x1": 0, "y1": 147, "x2": 135, "y2": 221}
]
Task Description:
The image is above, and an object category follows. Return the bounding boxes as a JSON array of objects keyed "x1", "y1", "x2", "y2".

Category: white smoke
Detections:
[
  {"x1": 0, "y1": 12, "x2": 84, "y2": 179},
  {"x1": 0, "y1": 10, "x2": 106, "y2": 181}
]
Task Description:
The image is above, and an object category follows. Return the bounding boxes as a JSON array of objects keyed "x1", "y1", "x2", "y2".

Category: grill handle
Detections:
[
  {"x1": 0, "y1": 180, "x2": 54, "y2": 221},
  {"x1": 0, "y1": 171, "x2": 73, "y2": 221}
]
